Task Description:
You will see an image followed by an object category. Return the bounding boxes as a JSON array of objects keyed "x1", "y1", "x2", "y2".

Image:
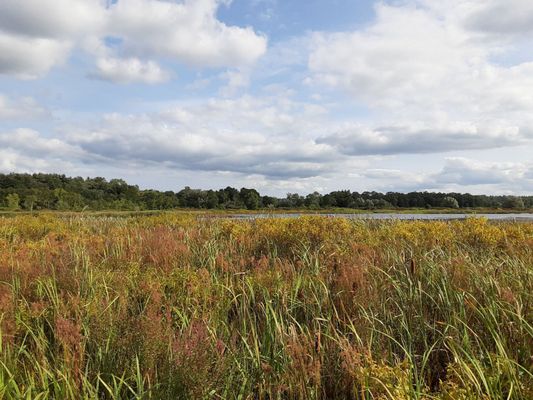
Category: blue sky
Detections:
[
  {"x1": 1, "y1": 0, "x2": 533, "y2": 195},
  {"x1": 218, "y1": 0, "x2": 375, "y2": 39}
]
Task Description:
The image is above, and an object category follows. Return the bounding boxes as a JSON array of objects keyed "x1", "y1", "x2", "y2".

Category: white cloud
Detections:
[
  {"x1": 362, "y1": 157, "x2": 533, "y2": 194},
  {"x1": 442, "y1": 0, "x2": 533, "y2": 36},
  {"x1": 431, "y1": 157, "x2": 533, "y2": 189},
  {"x1": 0, "y1": 128, "x2": 82, "y2": 157},
  {"x1": 0, "y1": 149, "x2": 53, "y2": 173},
  {"x1": 0, "y1": 94, "x2": 47, "y2": 120},
  {"x1": 343, "y1": 157, "x2": 533, "y2": 195},
  {"x1": 0, "y1": 0, "x2": 106, "y2": 38},
  {"x1": 0, "y1": 32, "x2": 71, "y2": 79},
  {"x1": 2, "y1": 0, "x2": 533, "y2": 195},
  {"x1": 0, "y1": 0, "x2": 267, "y2": 79},
  {"x1": 308, "y1": 0, "x2": 533, "y2": 155},
  {"x1": 219, "y1": 69, "x2": 251, "y2": 96},
  {"x1": 308, "y1": 1, "x2": 533, "y2": 114},
  {"x1": 0, "y1": 128, "x2": 89, "y2": 174},
  {"x1": 93, "y1": 57, "x2": 170, "y2": 84},
  {"x1": 60, "y1": 96, "x2": 337, "y2": 179},
  {"x1": 318, "y1": 122, "x2": 531, "y2": 156},
  {"x1": 107, "y1": 0, "x2": 267, "y2": 68},
  {"x1": 0, "y1": 0, "x2": 104, "y2": 78}
]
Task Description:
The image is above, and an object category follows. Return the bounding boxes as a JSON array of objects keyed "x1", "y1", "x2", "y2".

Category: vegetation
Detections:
[
  {"x1": 1, "y1": 213, "x2": 532, "y2": 399},
  {"x1": 2, "y1": 173, "x2": 532, "y2": 211}
]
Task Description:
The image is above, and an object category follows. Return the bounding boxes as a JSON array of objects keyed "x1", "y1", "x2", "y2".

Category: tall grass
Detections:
[{"x1": 0, "y1": 213, "x2": 532, "y2": 399}]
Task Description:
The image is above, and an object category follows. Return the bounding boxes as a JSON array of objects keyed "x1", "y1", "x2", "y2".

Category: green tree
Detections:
[
  {"x1": 503, "y1": 196, "x2": 525, "y2": 209},
  {"x1": 286, "y1": 193, "x2": 305, "y2": 208},
  {"x1": 23, "y1": 194, "x2": 38, "y2": 211},
  {"x1": 54, "y1": 188, "x2": 84, "y2": 210},
  {"x1": 353, "y1": 197, "x2": 366, "y2": 208},
  {"x1": 205, "y1": 190, "x2": 219, "y2": 209},
  {"x1": 240, "y1": 188, "x2": 260, "y2": 210},
  {"x1": 6, "y1": 193, "x2": 20, "y2": 210},
  {"x1": 262, "y1": 196, "x2": 278, "y2": 208},
  {"x1": 442, "y1": 196, "x2": 459, "y2": 209},
  {"x1": 305, "y1": 192, "x2": 322, "y2": 209}
]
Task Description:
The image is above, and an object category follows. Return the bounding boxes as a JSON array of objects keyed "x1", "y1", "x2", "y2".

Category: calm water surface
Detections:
[{"x1": 214, "y1": 213, "x2": 533, "y2": 221}]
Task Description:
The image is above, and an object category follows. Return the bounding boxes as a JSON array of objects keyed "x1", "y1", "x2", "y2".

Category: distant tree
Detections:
[
  {"x1": 330, "y1": 190, "x2": 354, "y2": 208},
  {"x1": 240, "y1": 188, "x2": 260, "y2": 210},
  {"x1": 384, "y1": 192, "x2": 399, "y2": 207},
  {"x1": 6, "y1": 193, "x2": 20, "y2": 210},
  {"x1": 353, "y1": 196, "x2": 366, "y2": 208},
  {"x1": 205, "y1": 190, "x2": 219, "y2": 209},
  {"x1": 53, "y1": 188, "x2": 84, "y2": 210},
  {"x1": 218, "y1": 187, "x2": 241, "y2": 208},
  {"x1": 365, "y1": 199, "x2": 375, "y2": 210},
  {"x1": 503, "y1": 196, "x2": 525, "y2": 209},
  {"x1": 305, "y1": 192, "x2": 322, "y2": 209},
  {"x1": 23, "y1": 194, "x2": 38, "y2": 211},
  {"x1": 2, "y1": 172, "x2": 533, "y2": 212},
  {"x1": 177, "y1": 187, "x2": 204, "y2": 208},
  {"x1": 320, "y1": 194, "x2": 335, "y2": 208},
  {"x1": 442, "y1": 196, "x2": 459, "y2": 209},
  {"x1": 373, "y1": 199, "x2": 392, "y2": 209},
  {"x1": 285, "y1": 193, "x2": 305, "y2": 208},
  {"x1": 262, "y1": 196, "x2": 278, "y2": 208}
]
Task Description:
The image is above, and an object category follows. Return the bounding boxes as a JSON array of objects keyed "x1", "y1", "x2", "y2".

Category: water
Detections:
[{"x1": 212, "y1": 213, "x2": 533, "y2": 221}]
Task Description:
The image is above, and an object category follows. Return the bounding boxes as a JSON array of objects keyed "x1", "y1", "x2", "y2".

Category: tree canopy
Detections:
[{"x1": 0, "y1": 173, "x2": 531, "y2": 211}]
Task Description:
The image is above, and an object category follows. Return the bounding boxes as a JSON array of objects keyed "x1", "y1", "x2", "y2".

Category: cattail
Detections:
[
  {"x1": 409, "y1": 258, "x2": 416, "y2": 275},
  {"x1": 55, "y1": 317, "x2": 84, "y2": 387},
  {"x1": 314, "y1": 330, "x2": 321, "y2": 353}
]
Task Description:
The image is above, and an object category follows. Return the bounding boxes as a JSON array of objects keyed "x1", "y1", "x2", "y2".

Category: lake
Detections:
[{"x1": 213, "y1": 213, "x2": 533, "y2": 221}]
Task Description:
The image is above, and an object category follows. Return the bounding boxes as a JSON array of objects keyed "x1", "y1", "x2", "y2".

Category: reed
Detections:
[{"x1": 0, "y1": 214, "x2": 532, "y2": 399}]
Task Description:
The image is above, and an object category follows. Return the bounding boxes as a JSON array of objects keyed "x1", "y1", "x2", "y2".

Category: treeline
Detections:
[{"x1": 0, "y1": 173, "x2": 531, "y2": 211}]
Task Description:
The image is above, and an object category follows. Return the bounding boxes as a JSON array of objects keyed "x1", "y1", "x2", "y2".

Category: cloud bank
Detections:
[
  {"x1": 1, "y1": 0, "x2": 533, "y2": 194},
  {"x1": 0, "y1": 0, "x2": 267, "y2": 81}
]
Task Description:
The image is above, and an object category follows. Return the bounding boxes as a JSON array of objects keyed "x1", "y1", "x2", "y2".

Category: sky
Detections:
[{"x1": 1, "y1": 0, "x2": 533, "y2": 196}]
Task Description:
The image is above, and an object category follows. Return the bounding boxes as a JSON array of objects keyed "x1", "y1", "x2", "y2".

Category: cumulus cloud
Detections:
[
  {"x1": 450, "y1": 0, "x2": 533, "y2": 36},
  {"x1": 2, "y1": 0, "x2": 533, "y2": 195},
  {"x1": 107, "y1": 0, "x2": 267, "y2": 68},
  {"x1": 60, "y1": 96, "x2": 336, "y2": 179},
  {"x1": 0, "y1": 32, "x2": 71, "y2": 79},
  {"x1": 93, "y1": 57, "x2": 170, "y2": 84},
  {"x1": 0, "y1": 0, "x2": 104, "y2": 78},
  {"x1": 0, "y1": 0, "x2": 267, "y2": 80},
  {"x1": 318, "y1": 123, "x2": 531, "y2": 156},
  {"x1": 374, "y1": 157, "x2": 533, "y2": 194},
  {"x1": 0, "y1": 149, "x2": 57, "y2": 173},
  {"x1": 308, "y1": 0, "x2": 533, "y2": 155},
  {"x1": 219, "y1": 69, "x2": 251, "y2": 96},
  {"x1": 0, "y1": 94, "x2": 47, "y2": 120},
  {"x1": 0, "y1": 0, "x2": 105, "y2": 38},
  {"x1": 0, "y1": 128, "x2": 90, "y2": 175},
  {"x1": 431, "y1": 158, "x2": 533, "y2": 189},
  {"x1": 309, "y1": 1, "x2": 533, "y2": 112},
  {"x1": 0, "y1": 128, "x2": 83, "y2": 158},
  {"x1": 350, "y1": 157, "x2": 533, "y2": 194},
  {"x1": 309, "y1": 5, "x2": 475, "y2": 106}
]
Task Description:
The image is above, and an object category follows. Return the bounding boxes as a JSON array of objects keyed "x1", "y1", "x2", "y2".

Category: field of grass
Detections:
[
  {"x1": 1, "y1": 206, "x2": 533, "y2": 218},
  {"x1": 0, "y1": 213, "x2": 532, "y2": 399}
]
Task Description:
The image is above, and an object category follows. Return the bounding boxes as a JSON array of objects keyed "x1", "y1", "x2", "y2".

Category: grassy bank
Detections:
[
  {"x1": 1, "y1": 207, "x2": 532, "y2": 218},
  {"x1": 1, "y1": 214, "x2": 532, "y2": 398}
]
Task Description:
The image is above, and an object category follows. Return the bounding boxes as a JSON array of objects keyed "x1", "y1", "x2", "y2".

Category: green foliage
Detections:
[
  {"x1": 1, "y1": 172, "x2": 532, "y2": 211},
  {"x1": 0, "y1": 215, "x2": 532, "y2": 398},
  {"x1": 442, "y1": 196, "x2": 460, "y2": 208},
  {"x1": 503, "y1": 196, "x2": 525, "y2": 209},
  {"x1": 23, "y1": 194, "x2": 37, "y2": 211},
  {"x1": 5, "y1": 193, "x2": 20, "y2": 210},
  {"x1": 240, "y1": 188, "x2": 260, "y2": 210}
]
